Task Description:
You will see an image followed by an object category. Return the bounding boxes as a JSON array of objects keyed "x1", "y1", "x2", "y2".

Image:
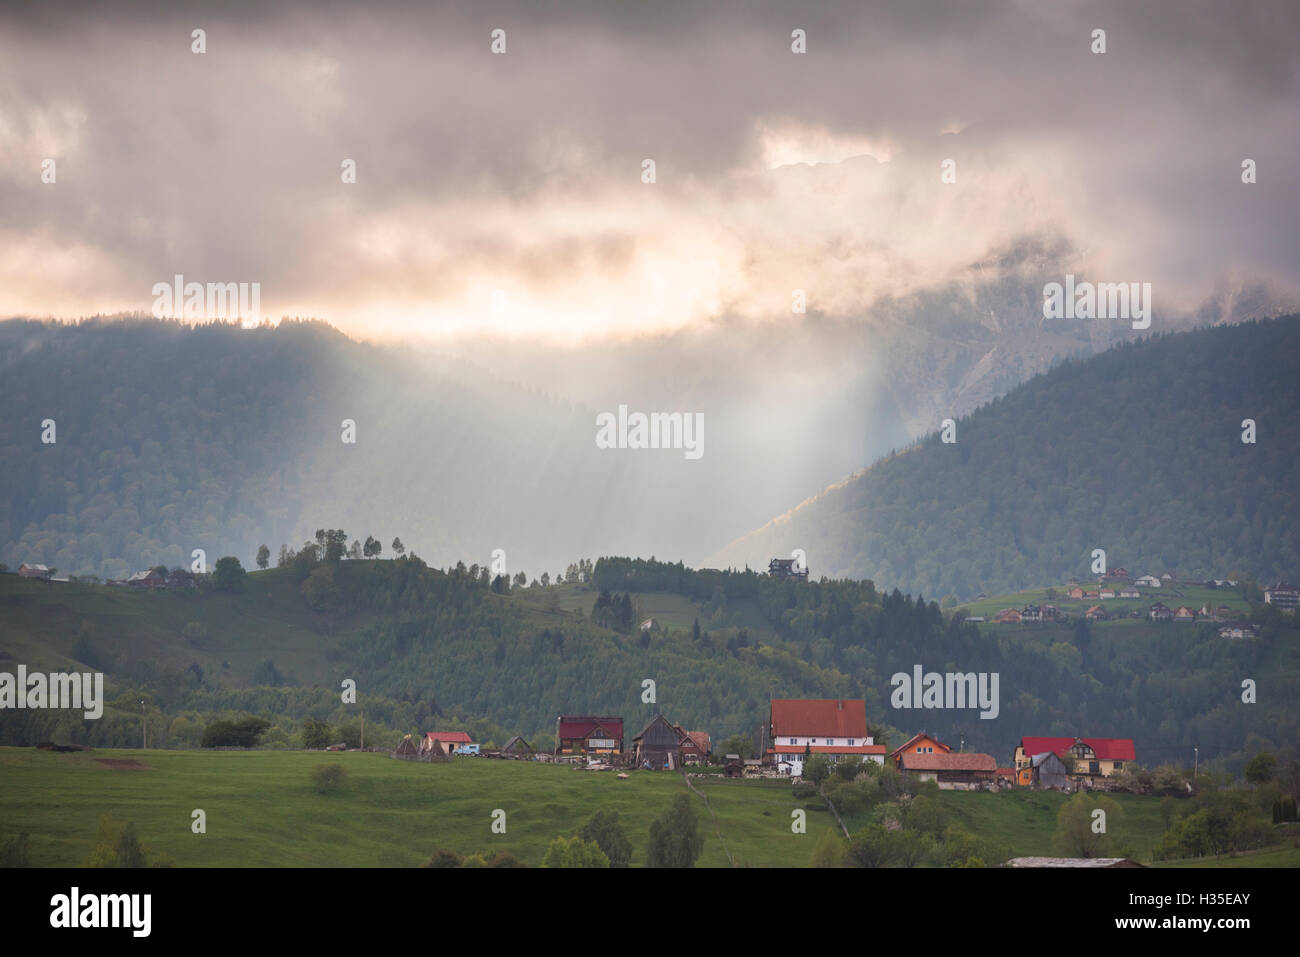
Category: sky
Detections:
[{"x1": 2, "y1": 0, "x2": 1298, "y2": 342}]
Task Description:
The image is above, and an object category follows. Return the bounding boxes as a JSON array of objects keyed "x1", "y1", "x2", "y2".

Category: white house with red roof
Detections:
[
  {"x1": 1013, "y1": 736, "x2": 1135, "y2": 786},
  {"x1": 766, "y1": 699, "x2": 886, "y2": 776}
]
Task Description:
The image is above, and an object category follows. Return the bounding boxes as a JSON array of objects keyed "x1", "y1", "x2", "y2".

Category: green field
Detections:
[
  {"x1": 956, "y1": 581, "x2": 1251, "y2": 624},
  {"x1": 4, "y1": 747, "x2": 1295, "y2": 868}
]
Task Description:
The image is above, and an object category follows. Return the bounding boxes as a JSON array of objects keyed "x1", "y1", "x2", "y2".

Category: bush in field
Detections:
[
  {"x1": 84, "y1": 816, "x2": 147, "y2": 868},
  {"x1": 312, "y1": 762, "x2": 348, "y2": 794}
]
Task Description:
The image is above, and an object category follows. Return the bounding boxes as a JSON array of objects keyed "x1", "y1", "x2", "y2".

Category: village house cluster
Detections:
[
  {"x1": 391, "y1": 697, "x2": 1139, "y2": 794},
  {"x1": 972, "y1": 567, "x2": 1284, "y2": 638}
]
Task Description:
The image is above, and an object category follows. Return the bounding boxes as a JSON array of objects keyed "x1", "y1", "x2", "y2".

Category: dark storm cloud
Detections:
[{"x1": 1, "y1": 0, "x2": 1297, "y2": 324}]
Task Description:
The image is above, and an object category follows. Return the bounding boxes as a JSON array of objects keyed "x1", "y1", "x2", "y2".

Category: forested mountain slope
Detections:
[{"x1": 709, "y1": 317, "x2": 1300, "y2": 598}]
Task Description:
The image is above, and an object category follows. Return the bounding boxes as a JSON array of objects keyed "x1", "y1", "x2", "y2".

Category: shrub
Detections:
[{"x1": 312, "y1": 762, "x2": 348, "y2": 795}]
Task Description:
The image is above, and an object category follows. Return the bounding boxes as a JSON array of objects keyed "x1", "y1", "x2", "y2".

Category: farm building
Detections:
[
  {"x1": 501, "y1": 735, "x2": 535, "y2": 758},
  {"x1": 632, "y1": 713, "x2": 684, "y2": 770},
  {"x1": 555, "y1": 715, "x2": 624, "y2": 758},
  {"x1": 127, "y1": 568, "x2": 166, "y2": 589},
  {"x1": 421, "y1": 731, "x2": 473, "y2": 756},
  {"x1": 897, "y1": 751, "x2": 997, "y2": 790},
  {"x1": 391, "y1": 734, "x2": 421, "y2": 760},
  {"x1": 18, "y1": 563, "x2": 51, "y2": 579},
  {"x1": 1015, "y1": 751, "x2": 1069, "y2": 789}
]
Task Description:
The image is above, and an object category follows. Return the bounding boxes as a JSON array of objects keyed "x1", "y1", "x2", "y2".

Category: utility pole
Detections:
[
  {"x1": 360, "y1": 709, "x2": 364, "y2": 750},
  {"x1": 1194, "y1": 747, "x2": 1198, "y2": 779},
  {"x1": 140, "y1": 699, "x2": 146, "y2": 750}
]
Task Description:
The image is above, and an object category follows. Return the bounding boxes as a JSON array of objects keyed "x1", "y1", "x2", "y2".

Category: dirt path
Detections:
[{"x1": 683, "y1": 773, "x2": 736, "y2": 867}]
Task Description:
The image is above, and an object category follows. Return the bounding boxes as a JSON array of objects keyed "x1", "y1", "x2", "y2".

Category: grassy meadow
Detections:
[{"x1": 4, "y1": 746, "x2": 1296, "y2": 868}]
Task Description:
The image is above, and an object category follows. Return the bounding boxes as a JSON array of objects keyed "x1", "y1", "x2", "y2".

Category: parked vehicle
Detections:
[{"x1": 454, "y1": 743, "x2": 480, "y2": 756}]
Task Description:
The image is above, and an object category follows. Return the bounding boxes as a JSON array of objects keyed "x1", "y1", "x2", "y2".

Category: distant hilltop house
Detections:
[
  {"x1": 1085, "y1": 604, "x2": 1107, "y2": 621},
  {"x1": 1098, "y1": 588, "x2": 1116, "y2": 600},
  {"x1": 18, "y1": 563, "x2": 52, "y2": 580},
  {"x1": 1149, "y1": 601, "x2": 1173, "y2": 621},
  {"x1": 1119, "y1": 588, "x2": 1140, "y2": 599},
  {"x1": 639, "y1": 618, "x2": 656, "y2": 631},
  {"x1": 1173, "y1": 606, "x2": 1196, "y2": 622},
  {"x1": 1014, "y1": 736, "x2": 1136, "y2": 788},
  {"x1": 1264, "y1": 582, "x2": 1299, "y2": 611},
  {"x1": 421, "y1": 731, "x2": 473, "y2": 756},
  {"x1": 555, "y1": 715, "x2": 623, "y2": 759},
  {"x1": 766, "y1": 698, "x2": 885, "y2": 776},
  {"x1": 1205, "y1": 578, "x2": 1239, "y2": 589},
  {"x1": 1020, "y1": 604, "x2": 1042, "y2": 623},
  {"x1": 992, "y1": 608, "x2": 1022, "y2": 624},
  {"x1": 1041, "y1": 604, "x2": 1059, "y2": 621},
  {"x1": 1104, "y1": 567, "x2": 1130, "y2": 580},
  {"x1": 768, "y1": 557, "x2": 808, "y2": 582},
  {"x1": 1134, "y1": 574, "x2": 1161, "y2": 588},
  {"x1": 127, "y1": 568, "x2": 166, "y2": 589}
]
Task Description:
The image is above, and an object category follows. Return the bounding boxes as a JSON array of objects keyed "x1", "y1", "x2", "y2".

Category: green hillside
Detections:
[
  {"x1": 709, "y1": 316, "x2": 1300, "y2": 599},
  {"x1": 3, "y1": 555, "x2": 1296, "y2": 770}
]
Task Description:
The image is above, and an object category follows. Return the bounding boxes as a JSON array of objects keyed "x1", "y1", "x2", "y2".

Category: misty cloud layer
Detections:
[{"x1": 2, "y1": 0, "x2": 1297, "y2": 336}]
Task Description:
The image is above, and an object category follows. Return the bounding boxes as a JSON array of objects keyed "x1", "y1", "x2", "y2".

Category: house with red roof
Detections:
[
  {"x1": 1013, "y1": 736, "x2": 1136, "y2": 787},
  {"x1": 421, "y1": 731, "x2": 473, "y2": 756},
  {"x1": 766, "y1": 699, "x2": 886, "y2": 776},
  {"x1": 898, "y1": 751, "x2": 997, "y2": 790},
  {"x1": 889, "y1": 731, "x2": 952, "y2": 769},
  {"x1": 674, "y1": 726, "x2": 711, "y2": 765},
  {"x1": 555, "y1": 715, "x2": 623, "y2": 759}
]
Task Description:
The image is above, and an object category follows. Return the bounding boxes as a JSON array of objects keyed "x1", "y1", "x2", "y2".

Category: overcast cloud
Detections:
[{"x1": 1, "y1": 0, "x2": 1296, "y2": 339}]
